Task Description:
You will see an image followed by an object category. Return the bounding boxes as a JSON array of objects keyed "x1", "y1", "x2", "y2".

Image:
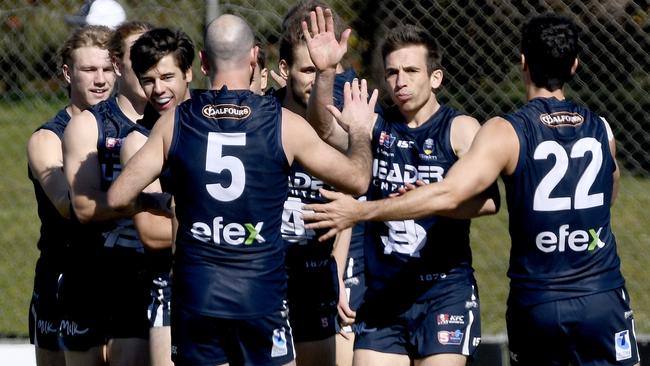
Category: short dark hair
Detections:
[
  {"x1": 521, "y1": 14, "x2": 579, "y2": 91},
  {"x1": 279, "y1": 0, "x2": 345, "y2": 65},
  {"x1": 381, "y1": 24, "x2": 442, "y2": 74},
  {"x1": 130, "y1": 27, "x2": 195, "y2": 78},
  {"x1": 109, "y1": 20, "x2": 153, "y2": 61}
]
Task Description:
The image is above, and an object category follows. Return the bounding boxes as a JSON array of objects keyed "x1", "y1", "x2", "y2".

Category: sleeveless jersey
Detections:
[
  {"x1": 28, "y1": 109, "x2": 72, "y2": 257},
  {"x1": 366, "y1": 105, "x2": 472, "y2": 301},
  {"x1": 502, "y1": 97, "x2": 624, "y2": 307},
  {"x1": 168, "y1": 88, "x2": 290, "y2": 318},
  {"x1": 90, "y1": 97, "x2": 143, "y2": 253}
]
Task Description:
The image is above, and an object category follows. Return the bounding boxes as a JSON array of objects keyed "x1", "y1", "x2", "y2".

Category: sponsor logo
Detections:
[
  {"x1": 438, "y1": 330, "x2": 463, "y2": 345},
  {"x1": 105, "y1": 137, "x2": 122, "y2": 149},
  {"x1": 423, "y1": 138, "x2": 434, "y2": 155},
  {"x1": 37, "y1": 320, "x2": 58, "y2": 335},
  {"x1": 271, "y1": 328, "x2": 288, "y2": 357},
  {"x1": 536, "y1": 224, "x2": 605, "y2": 253},
  {"x1": 191, "y1": 217, "x2": 265, "y2": 245},
  {"x1": 614, "y1": 330, "x2": 632, "y2": 361},
  {"x1": 60, "y1": 320, "x2": 89, "y2": 336},
  {"x1": 397, "y1": 140, "x2": 414, "y2": 149},
  {"x1": 379, "y1": 131, "x2": 396, "y2": 148},
  {"x1": 372, "y1": 159, "x2": 444, "y2": 192},
  {"x1": 202, "y1": 104, "x2": 251, "y2": 120},
  {"x1": 437, "y1": 314, "x2": 465, "y2": 325},
  {"x1": 540, "y1": 112, "x2": 584, "y2": 127}
]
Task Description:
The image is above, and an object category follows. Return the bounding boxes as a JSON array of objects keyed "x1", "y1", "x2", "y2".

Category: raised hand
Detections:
[
  {"x1": 325, "y1": 78, "x2": 378, "y2": 136},
  {"x1": 302, "y1": 7, "x2": 351, "y2": 72}
]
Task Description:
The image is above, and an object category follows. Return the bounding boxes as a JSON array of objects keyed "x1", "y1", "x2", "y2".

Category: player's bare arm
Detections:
[
  {"x1": 283, "y1": 79, "x2": 377, "y2": 196},
  {"x1": 64, "y1": 110, "x2": 128, "y2": 223},
  {"x1": 107, "y1": 111, "x2": 174, "y2": 217},
  {"x1": 304, "y1": 7, "x2": 354, "y2": 151},
  {"x1": 121, "y1": 131, "x2": 173, "y2": 250},
  {"x1": 305, "y1": 116, "x2": 518, "y2": 241},
  {"x1": 28, "y1": 129, "x2": 71, "y2": 219},
  {"x1": 331, "y1": 228, "x2": 356, "y2": 330}
]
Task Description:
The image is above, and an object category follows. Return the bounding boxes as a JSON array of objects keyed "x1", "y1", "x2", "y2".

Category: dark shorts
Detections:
[
  {"x1": 29, "y1": 257, "x2": 63, "y2": 350},
  {"x1": 337, "y1": 263, "x2": 366, "y2": 334},
  {"x1": 287, "y1": 248, "x2": 338, "y2": 342},
  {"x1": 354, "y1": 283, "x2": 481, "y2": 359},
  {"x1": 507, "y1": 287, "x2": 640, "y2": 366},
  {"x1": 148, "y1": 272, "x2": 172, "y2": 328},
  {"x1": 171, "y1": 303, "x2": 295, "y2": 366},
  {"x1": 59, "y1": 247, "x2": 149, "y2": 351}
]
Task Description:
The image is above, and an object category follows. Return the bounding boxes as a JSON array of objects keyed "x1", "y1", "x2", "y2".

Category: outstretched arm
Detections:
[
  {"x1": 283, "y1": 79, "x2": 377, "y2": 195},
  {"x1": 107, "y1": 112, "x2": 174, "y2": 217},
  {"x1": 304, "y1": 117, "x2": 518, "y2": 240},
  {"x1": 304, "y1": 6, "x2": 353, "y2": 151}
]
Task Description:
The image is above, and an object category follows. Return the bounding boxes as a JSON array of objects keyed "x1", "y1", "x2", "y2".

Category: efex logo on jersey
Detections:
[
  {"x1": 536, "y1": 224, "x2": 605, "y2": 253},
  {"x1": 191, "y1": 216, "x2": 265, "y2": 246},
  {"x1": 202, "y1": 104, "x2": 251, "y2": 120}
]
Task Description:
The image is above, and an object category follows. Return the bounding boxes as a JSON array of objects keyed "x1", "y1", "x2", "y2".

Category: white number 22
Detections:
[
  {"x1": 205, "y1": 132, "x2": 246, "y2": 202},
  {"x1": 533, "y1": 137, "x2": 604, "y2": 211}
]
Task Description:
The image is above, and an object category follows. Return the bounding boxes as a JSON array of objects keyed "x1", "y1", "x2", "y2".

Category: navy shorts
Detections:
[
  {"x1": 337, "y1": 258, "x2": 366, "y2": 334},
  {"x1": 29, "y1": 257, "x2": 63, "y2": 350},
  {"x1": 59, "y1": 246, "x2": 149, "y2": 351},
  {"x1": 507, "y1": 287, "x2": 640, "y2": 366},
  {"x1": 286, "y1": 246, "x2": 338, "y2": 342},
  {"x1": 148, "y1": 272, "x2": 172, "y2": 328},
  {"x1": 171, "y1": 303, "x2": 295, "y2": 366},
  {"x1": 354, "y1": 283, "x2": 481, "y2": 358}
]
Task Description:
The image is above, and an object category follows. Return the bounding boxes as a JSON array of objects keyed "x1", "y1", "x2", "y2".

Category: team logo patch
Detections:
[
  {"x1": 437, "y1": 314, "x2": 465, "y2": 325},
  {"x1": 539, "y1": 112, "x2": 584, "y2": 127},
  {"x1": 202, "y1": 104, "x2": 251, "y2": 120},
  {"x1": 271, "y1": 328, "x2": 288, "y2": 357},
  {"x1": 423, "y1": 138, "x2": 434, "y2": 155},
  {"x1": 379, "y1": 131, "x2": 396, "y2": 148},
  {"x1": 105, "y1": 137, "x2": 122, "y2": 149},
  {"x1": 614, "y1": 330, "x2": 632, "y2": 361},
  {"x1": 438, "y1": 330, "x2": 463, "y2": 345}
]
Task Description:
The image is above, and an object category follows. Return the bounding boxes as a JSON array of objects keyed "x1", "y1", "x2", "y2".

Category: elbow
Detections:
[
  {"x1": 107, "y1": 189, "x2": 129, "y2": 214},
  {"x1": 72, "y1": 204, "x2": 94, "y2": 224},
  {"x1": 351, "y1": 176, "x2": 370, "y2": 196}
]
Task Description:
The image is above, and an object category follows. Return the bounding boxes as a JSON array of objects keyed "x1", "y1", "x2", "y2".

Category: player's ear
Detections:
[
  {"x1": 62, "y1": 64, "x2": 72, "y2": 84},
  {"x1": 199, "y1": 50, "x2": 209, "y2": 76},
  {"x1": 250, "y1": 46, "x2": 259, "y2": 70},
  {"x1": 279, "y1": 59, "x2": 289, "y2": 79},
  {"x1": 112, "y1": 56, "x2": 122, "y2": 77},
  {"x1": 429, "y1": 68, "x2": 443, "y2": 90},
  {"x1": 260, "y1": 68, "x2": 268, "y2": 91}
]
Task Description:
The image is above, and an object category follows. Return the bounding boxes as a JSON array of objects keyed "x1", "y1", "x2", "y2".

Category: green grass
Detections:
[{"x1": 1, "y1": 97, "x2": 649, "y2": 337}]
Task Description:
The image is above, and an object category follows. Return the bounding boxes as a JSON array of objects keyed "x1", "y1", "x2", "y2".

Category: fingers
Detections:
[
  {"x1": 325, "y1": 104, "x2": 342, "y2": 123},
  {"x1": 318, "y1": 228, "x2": 338, "y2": 242},
  {"x1": 324, "y1": 7, "x2": 334, "y2": 33},
  {"x1": 309, "y1": 8, "x2": 318, "y2": 37},
  {"x1": 270, "y1": 70, "x2": 286, "y2": 88},
  {"x1": 368, "y1": 88, "x2": 379, "y2": 110},
  {"x1": 319, "y1": 187, "x2": 343, "y2": 200},
  {"x1": 301, "y1": 20, "x2": 312, "y2": 42},
  {"x1": 339, "y1": 28, "x2": 351, "y2": 51},
  {"x1": 316, "y1": 7, "x2": 326, "y2": 34}
]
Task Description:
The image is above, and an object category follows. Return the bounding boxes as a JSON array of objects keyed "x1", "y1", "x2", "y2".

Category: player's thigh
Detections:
[
  {"x1": 336, "y1": 332, "x2": 355, "y2": 366},
  {"x1": 295, "y1": 336, "x2": 336, "y2": 366},
  {"x1": 352, "y1": 348, "x2": 410, "y2": 366},
  {"x1": 107, "y1": 337, "x2": 149, "y2": 366},
  {"x1": 414, "y1": 353, "x2": 467, "y2": 366},
  {"x1": 35, "y1": 348, "x2": 66, "y2": 366},
  {"x1": 149, "y1": 326, "x2": 173, "y2": 366},
  {"x1": 64, "y1": 346, "x2": 107, "y2": 366}
]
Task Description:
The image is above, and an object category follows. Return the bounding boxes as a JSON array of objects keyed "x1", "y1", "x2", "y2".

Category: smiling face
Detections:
[
  {"x1": 139, "y1": 53, "x2": 192, "y2": 112},
  {"x1": 384, "y1": 44, "x2": 441, "y2": 120},
  {"x1": 65, "y1": 46, "x2": 116, "y2": 110}
]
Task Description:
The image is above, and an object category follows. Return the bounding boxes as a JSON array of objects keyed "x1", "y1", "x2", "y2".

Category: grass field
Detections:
[{"x1": 0, "y1": 97, "x2": 648, "y2": 337}]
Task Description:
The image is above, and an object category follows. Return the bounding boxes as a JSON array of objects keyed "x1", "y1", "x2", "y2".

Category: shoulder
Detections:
[{"x1": 28, "y1": 129, "x2": 61, "y2": 154}]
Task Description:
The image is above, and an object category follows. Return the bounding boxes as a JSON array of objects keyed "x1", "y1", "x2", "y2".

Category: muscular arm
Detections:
[
  {"x1": 121, "y1": 131, "x2": 173, "y2": 250},
  {"x1": 27, "y1": 129, "x2": 71, "y2": 218},
  {"x1": 108, "y1": 112, "x2": 173, "y2": 216},
  {"x1": 63, "y1": 111, "x2": 123, "y2": 223},
  {"x1": 305, "y1": 117, "x2": 518, "y2": 239}
]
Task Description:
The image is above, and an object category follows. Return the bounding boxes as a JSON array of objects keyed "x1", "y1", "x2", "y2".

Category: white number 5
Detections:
[
  {"x1": 205, "y1": 132, "x2": 246, "y2": 202},
  {"x1": 533, "y1": 138, "x2": 604, "y2": 211}
]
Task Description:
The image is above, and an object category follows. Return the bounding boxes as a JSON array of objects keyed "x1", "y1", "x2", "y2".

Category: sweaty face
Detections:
[
  {"x1": 67, "y1": 46, "x2": 116, "y2": 110},
  {"x1": 384, "y1": 45, "x2": 437, "y2": 117},
  {"x1": 287, "y1": 43, "x2": 316, "y2": 108},
  {"x1": 118, "y1": 33, "x2": 148, "y2": 102},
  {"x1": 139, "y1": 54, "x2": 191, "y2": 112}
]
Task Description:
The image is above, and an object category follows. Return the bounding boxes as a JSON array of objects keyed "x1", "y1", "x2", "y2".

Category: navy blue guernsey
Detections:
[
  {"x1": 365, "y1": 105, "x2": 472, "y2": 303},
  {"x1": 168, "y1": 88, "x2": 290, "y2": 318},
  {"x1": 503, "y1": 97, "x2": 624, "y2": 307},
  {"x1": 90, "y1": 97, "x2": 143, "y2": 252},
  {"x1": 28, "y1": 109, "x2": 72, "y2": 256}
]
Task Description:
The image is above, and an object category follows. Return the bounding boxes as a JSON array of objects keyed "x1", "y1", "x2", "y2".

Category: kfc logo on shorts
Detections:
[
  {"x1": 437, "y1": 314, "x2": 465, "y2": 325},
  {"x1": 437, "y1": 314, "x2": 450, "y2": 325},
  {"x1": 438, "y1": 330, "x2": 463, "y2": 345}
]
